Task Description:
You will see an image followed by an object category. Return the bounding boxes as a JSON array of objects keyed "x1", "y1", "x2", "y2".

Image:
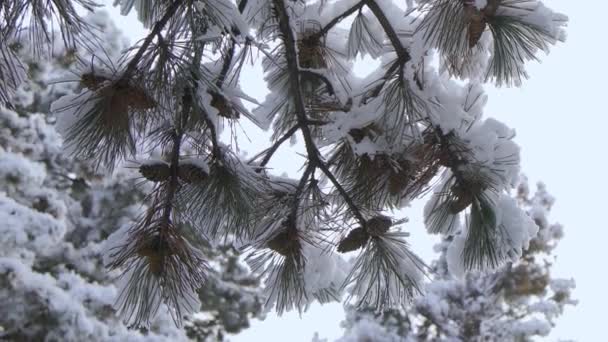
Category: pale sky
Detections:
[{"x1": 98, "y1": 1, "x2": 605, "y2": 340}]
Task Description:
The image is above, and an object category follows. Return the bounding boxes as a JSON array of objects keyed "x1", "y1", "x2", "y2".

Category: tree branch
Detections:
[
  {"x1": 290, "y1": 164, "x2": 315, "y2": 222},
  {"x1": 258, "y1": 125, "x2": 300, "y2": 168},
  {"x1": 310, "y1": 1, "x2": 365, "y2": 40},
  {"x1": 200, "y1": 108, "x2": 221, "y2": 160},
  {"x1": 364, "y1": 0, "x2": 411, "y2": 64},
  {"x1": 362, "y1": 59, "x2": 400, "y2": 103},
  {"x1": 215, "y1": 2, "x2": 249, "y2": 89},
  {"x1": 161, "y1": 91, "x2": 190, "y2": 227},
  {"x1": 122, "y1": 0, "x2": 183, "y2": 80},
  {"x1": 248, "y1": 120, "x2": 329, "y2": 169},
  {"x1": 216, "y1": 38, "x2": 237, "y2": 89},
  {"x1": 316, "y1": 160, "x2": 366, "y2": 224},
  {"x1": 360, "y1": 1, "x2": 415, "y2": 103},
  {"x1": 272, "y1": 0, "x2": 366, "y2": 226}
]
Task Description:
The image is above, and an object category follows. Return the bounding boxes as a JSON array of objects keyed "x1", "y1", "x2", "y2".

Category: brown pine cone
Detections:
[
  {"x1": 267, "y1": 230, "x2": 301, "y2": 256},
  {"x1": 178, "y1": 161, "x2": 209, "y2": 184},
  {"x1": 366, "y1": 215, "x2": 393, "y2": 236},
  {"x1": 337, "y1": 227, "x2": 370, "y2": 253},
  {"x1": 139, "y1": 161, "x2": 170, "y2": 182}
]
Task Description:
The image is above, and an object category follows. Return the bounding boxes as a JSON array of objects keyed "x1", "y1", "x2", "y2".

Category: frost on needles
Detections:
[{"x1": 0, "y1": 0, "x2": 568, "y2": 331}]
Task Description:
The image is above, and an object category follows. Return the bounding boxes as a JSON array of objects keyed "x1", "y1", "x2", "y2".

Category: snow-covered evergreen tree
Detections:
[
  {"x1": 1, "y1": 0, "x2": 572, "y2": 337},
  {"x1": 0, "y1": 11, "x2": 262, "y2": 341},
  {"x1": 337, "y1": 179, "x2": 575, "y2": 341}
]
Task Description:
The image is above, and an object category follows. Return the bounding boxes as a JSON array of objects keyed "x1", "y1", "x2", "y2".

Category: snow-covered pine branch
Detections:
[{"x1": 1, "y1": 0, "x2": 570, "y2": 336}]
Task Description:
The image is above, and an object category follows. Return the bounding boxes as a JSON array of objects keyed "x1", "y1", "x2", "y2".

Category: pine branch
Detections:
[
  {"x1": 311, "y1": 1, "x2": 365, "y2": 40},
  {"x1": 258, "y1": 125, "x2": 300, "y2": 168},
  {"x1": 364, "y1": 0, "x2": 411, "y2": 64},
  {"x1": 215, "y1": 1, "x2": 249, "y2": 90},
  {"x1": 271, "y1": 0, "x2": 366, "y2": 226},
  {"x1": 0, "y1": 42, "x2": 26, "y2": 106},
  {"x1": 316, "y1": 160, "x2": 366, "y2": 224},
  {"x1": 191, "y1": 49, "x2": 222, "y2": 159},
  {"x1": 122, "y1": 0, "x2": 183, "y2": 80},
  {"x1": 362, "y1": 60, "x2": 401, "y2": 102},
  {"x1": 250, "y1": 120, "x2": 329, "y2": 169},
  {"x1": 290, "y1": 164, "x2": 316, "y2": 223},
  {"x1": 19, "y1": 0, "x2": 567, "y2": 325},
  {"x1": 360, "y1": 0, "x2": 416, "y2": 104},
  {"x1": 201, "y1": 107, "x2": 221, "y2": 160},
  {"x1": 1, "y1": 0, "x2": 97, "y2": 57},
  {"x1": 216, "y1": 38, "x2": 237, "y2": 89},
  {"x1": 270, "y1": 0, "x2": 320, "y2": 159},
  {"x1": 160, "y1": 94, "x2": 189, "y2": 226}
]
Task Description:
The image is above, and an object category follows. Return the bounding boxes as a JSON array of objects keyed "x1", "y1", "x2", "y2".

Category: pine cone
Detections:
[
  {"x1": 117, "y1": 80, "x2": 156, "y2": 111},
  {"x1": 210, "y1": 92, "x2": 238, "y2": 119},
  {"x1": 80, "y1": 73, "x2": 156, "y2": 111},
  {"x1": 139, "y1": 161, "x2": 171, "y2": 182},
  {"x1": 80, "y1": 72, "x2": 110, "y2": 91},
  {"x1": 337, "y1": 227, "x2": 369, "y2": 253},
  {"x1": 267, "y1": 230, "x2": 301, "y2": 256},
  {"x1": 348, "y1": 124, "x2": 381, "y2": 144},
  {"x1": 348, "y1": 128, "x2": 367, "y2": 144},
  {"x1": 137, "y1": 236, "x2": 174, "y2": 277},
  {"x1": 297, "y1": 35, "x2": 326, "y2": 69},
  {"x1": 366, "y1": 215, "x2": 392, "y2": 236},
  {"x1": 178, "y1": 161, "x2": 209, "y2": 184},
  {"x1": 464, "y1": 0, "x2": 501, "y2": 48}
]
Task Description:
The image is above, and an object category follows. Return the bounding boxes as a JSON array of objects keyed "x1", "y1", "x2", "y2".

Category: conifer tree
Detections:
[
  {"x1": 0, "y1": 11, "x2": 262, "y2": 341},
  {"x1": 1, "y1": 0, "x2": 569, "y2": 331}
]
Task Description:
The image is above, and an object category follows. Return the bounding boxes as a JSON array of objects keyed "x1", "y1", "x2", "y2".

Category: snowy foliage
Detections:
[
  {"x1": 0, "y1": 105, "x2": 190, "y2": 341},
  {"x1": 0, "y1": 11, "x2": 263, "y2": 341},
  {"x1": 337, "y1": 179, "x2": 576, "y2": 342},
  {"x1": 1, "y1": 0, "x2": 571, "y2": 335}
]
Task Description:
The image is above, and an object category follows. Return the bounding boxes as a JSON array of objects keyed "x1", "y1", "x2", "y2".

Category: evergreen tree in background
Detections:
[
  {"x1": 0, "y1": 11, "x2": 262, "y2": 341},
  {"x1": 1, "y1": 0, "x2": 573, "y2": 339},
  {"x1": 336, "y1": 179, "x2": 576, "y2": 341}
]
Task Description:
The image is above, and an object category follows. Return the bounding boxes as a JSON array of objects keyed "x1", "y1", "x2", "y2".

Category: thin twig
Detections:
[
  {"x1": 159, "y1": 89, "x2": 191, "y2": 234},
  {"x1": 316, "y1": 160, "x2": 367, "y2": 224},
  {"x1": 311, "y1": 2, "x2": 365, "y2": 40},
  {"x1": 216, "y1": 0, "x2": 249, "y2": 89},
  {"x1": 364, "y1": 0, "x2": 411, "y2": 64},
  {"x1": 161, "y1": 115, "x2": 185, "y2": 226},
  {"x1": 216, "y1": 38, "x2": 237, "y2": 89},
  {"x1": 290, "y1": 164, "x2": 315, "y2": 222},
  {"x1": 249, "y1": 120, "x2": 329, "y2": 168},
  {"x1": 122, "y1": 0, "x2": 183, "y2": 80},
  {"x1": 259, "y1": 125, "x2": 300, "y2": 167},
  {"x1": 359, "y1": 0, "x2": 415, "y2": 103}
]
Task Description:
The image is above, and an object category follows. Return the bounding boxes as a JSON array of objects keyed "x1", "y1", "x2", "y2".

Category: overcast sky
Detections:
[{"x1": 98, "y1": 0, "x2": 605, "y2": 340}]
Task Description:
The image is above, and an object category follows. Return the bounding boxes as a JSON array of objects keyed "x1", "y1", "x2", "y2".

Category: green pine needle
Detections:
[{"x1": 462, "y1": 192, "x2": 502, "y2": 270}]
